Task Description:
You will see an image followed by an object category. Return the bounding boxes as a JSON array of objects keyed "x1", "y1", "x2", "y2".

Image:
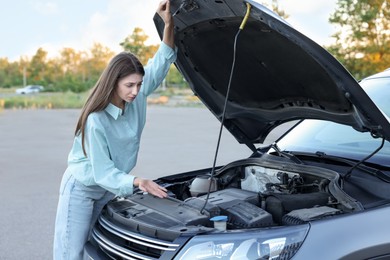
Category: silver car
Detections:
[
  {"x1": 15, "y1": 85, "x2": 44, "y2": 94},
  {"x1": 84, "y1": 0, "x2": 390, "y2": 259}
]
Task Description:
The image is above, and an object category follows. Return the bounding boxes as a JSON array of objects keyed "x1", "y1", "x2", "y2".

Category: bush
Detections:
[{"x1": 1, "y1": 92, "x2": 88, "y2": 109}]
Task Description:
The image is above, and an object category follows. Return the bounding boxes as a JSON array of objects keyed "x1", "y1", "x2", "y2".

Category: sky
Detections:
[{"x1": 0, "y1": 0, "x2": 338, "y2": 61}]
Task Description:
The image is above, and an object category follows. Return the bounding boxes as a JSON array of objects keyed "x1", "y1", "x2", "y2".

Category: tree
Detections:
[
  {"x1": 328, "y1": 0, "x2": 390, "y2": 79},
  {"x1": 55, "y1": 44, "x2": 114, "y2": 93},
  {"x1": 46, "y1": 57, "x2": 68, "y2": 91},
  {"x1": 87, "y1": 43, "x2": 115, "y2": 83},
  {"x1": 263, "y1": 0, "x2": 289, "y2": 19},
  {"x1": 120, "y1": 27, "x2": 158, "y2": 65},
  {"x1": 60, "y1": 47, "x2": 82, "y2": 75},
  {"x1": 7, "y1": 60, "x2": 24, "y2": 87},
  {"x1": 0, "y1": 58, "x2": 10, "y2": 87},
  {"x1": 120, "y1": 27, "x2": 187, "y2": 88},
  {"x1": 18, "y1": 56, "x2": 29, "y2": 87},
  {"x1": 28, "y1": 48, "x2": 49, "y2": 85}
]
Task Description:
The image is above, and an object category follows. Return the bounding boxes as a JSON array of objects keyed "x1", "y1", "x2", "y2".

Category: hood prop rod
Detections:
[
  {"x1": 343, "y1": 136, "x2": 385, "y2": 181},
  {"x1": 200, "y1": 3, "x2": 252, "y2": 215}
]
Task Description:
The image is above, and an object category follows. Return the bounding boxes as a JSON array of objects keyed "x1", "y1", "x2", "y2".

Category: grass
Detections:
[
  {"x1": 0, "y1": 87, "x2": 201, "y2": 109},
  {"x1": 0, "y1": 89, "x2": 88, "y2": 109}
]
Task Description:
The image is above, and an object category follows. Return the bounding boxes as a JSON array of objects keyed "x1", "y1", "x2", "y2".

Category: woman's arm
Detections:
[
  {"x1": 157, "y1": 0, "x2": 175, "y2": 49},
  {"x1": 139, "y1": 0, "x2": 177, "y2": 96},
  {"x1": 85, "y1": 116, "x2": 167, "y2": 198}
]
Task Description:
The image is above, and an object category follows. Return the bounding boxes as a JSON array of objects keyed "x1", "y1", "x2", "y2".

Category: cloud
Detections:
[
  {"x1": 278, "y1": 0, "x2": 335, "y2": 14},
  {"x1": 80, "y1": 0, "x2": 160, "y2": 54},
  {"x1": 33, "y1": 1, "x2": 59, "y2": 15},
  {"x1": 2, "y1": 0, "x2": 338, "y2": 60},
  {"x1": 276, "y1": 0, "x2": 338, "y2": 45}
]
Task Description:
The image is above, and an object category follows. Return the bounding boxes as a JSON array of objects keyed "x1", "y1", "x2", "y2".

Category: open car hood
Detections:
[{"x1": 154, "y1": 0, "x2": 390, "y2": 149}]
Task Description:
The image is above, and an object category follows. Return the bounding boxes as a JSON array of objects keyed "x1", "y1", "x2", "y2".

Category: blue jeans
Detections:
[{"x1": 53, "y1": 170, "x2": 114, "y2": 260}]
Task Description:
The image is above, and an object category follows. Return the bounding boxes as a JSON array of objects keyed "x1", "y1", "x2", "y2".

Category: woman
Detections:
[{"x1": 53, "y1": 1, "x2": 176, "y2": 259}]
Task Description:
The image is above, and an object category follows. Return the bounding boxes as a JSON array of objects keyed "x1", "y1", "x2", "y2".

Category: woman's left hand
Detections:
[{"x1": 134, "y1": 177, "x2": 168, "y2": 198}]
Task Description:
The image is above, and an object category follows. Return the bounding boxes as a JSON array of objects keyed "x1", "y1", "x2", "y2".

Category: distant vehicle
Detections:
[{"x1": 15, "y1": 85, "x2": 44, "y2": 94}]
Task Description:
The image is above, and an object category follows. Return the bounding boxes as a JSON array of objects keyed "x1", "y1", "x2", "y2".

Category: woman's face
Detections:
[{"x1": 112, "y1": 73, "x2": 143, "y2": 107}]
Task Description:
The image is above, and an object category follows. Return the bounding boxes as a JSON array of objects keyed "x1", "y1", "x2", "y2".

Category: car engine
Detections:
[{"x1": 100, "y1": 156, "x2": 360, "y2": 243}]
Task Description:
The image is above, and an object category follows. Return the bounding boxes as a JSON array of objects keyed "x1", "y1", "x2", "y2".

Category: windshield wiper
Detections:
[{"x1": 270, "y1": 143, "x2": 304, "y2": 164}]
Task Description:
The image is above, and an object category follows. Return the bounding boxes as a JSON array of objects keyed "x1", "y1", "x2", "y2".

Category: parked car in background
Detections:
[
  {"x1": 84, "y1": 0, "x2": 390, "y2": 259},
  {"x1": 15, "y1": 85, "x2": 44, "y2": 94}
]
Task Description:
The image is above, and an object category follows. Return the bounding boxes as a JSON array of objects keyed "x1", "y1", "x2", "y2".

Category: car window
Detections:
[
  {"x1": 361, "y1": 77, "x2": 390, "y2": 118},
  {"x1": 277, "y1": 76, "x2": 390, "y2": 165},
  {"x1": 278, "y1": 120, "x2": 390, "y2": 155}
]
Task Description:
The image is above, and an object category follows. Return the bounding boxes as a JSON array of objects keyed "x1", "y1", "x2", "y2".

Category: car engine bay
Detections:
[{"x1": 103, "y1": 155, "x2": 364, "y2": 241}]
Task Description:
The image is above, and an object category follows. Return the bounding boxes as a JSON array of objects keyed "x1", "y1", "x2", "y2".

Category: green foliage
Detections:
[
  {"x1": 120, "y1": 27, "x2": 188, "y2": 88},
  {"x1": 166, "y1": 65, "x2": 188, "y2": 88},
  {"x1": 0, "y1": 58, "x2": 23, "y2": 87},
  {"x1": 28, "y1": 48, "x2": 49, "y2": 84},
  {"x1": 262, "y1": 0, "x2": 289, "y2": 19},
  {"x1": 120, "y1": 27, "x2": 159, "y2": 65},
  {"x1": 0, "y1": 43, "x2": 115, "y2": 92},
  {"x1": 56, "y1": 77, "x2": 91, "y2": 93},
  {"x1": 1, "y1": 92, "x2": 88, "y2": 109},
  {"x1": 0, "y1": 25, "x2": 191, "y2": 101},
  {"x1": 327, "y1": 0, "x2": 390, "y2": 79}
]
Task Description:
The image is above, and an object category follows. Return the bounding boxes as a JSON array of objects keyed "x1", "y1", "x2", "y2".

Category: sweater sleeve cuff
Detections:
[{"x1": 118, "y1": 174, "x2": 136, "y2": 197}]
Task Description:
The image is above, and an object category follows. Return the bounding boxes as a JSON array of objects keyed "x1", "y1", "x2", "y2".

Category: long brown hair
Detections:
[{"x1": 75, "y1": 51, "x2": 145, "y2": 156}]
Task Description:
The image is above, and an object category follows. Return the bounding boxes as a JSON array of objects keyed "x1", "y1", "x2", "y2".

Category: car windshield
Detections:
[{"x1": 277, "y1": 76, "x2": 390, "y2": 166}]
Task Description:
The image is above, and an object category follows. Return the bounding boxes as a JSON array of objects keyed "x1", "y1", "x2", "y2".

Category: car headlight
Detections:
[{"x1": 175, "y1": 224, "x2": 309, "y2": 260}]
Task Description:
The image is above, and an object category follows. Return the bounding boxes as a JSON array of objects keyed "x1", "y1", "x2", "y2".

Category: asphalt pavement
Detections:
[{"x1": 0, "y1": 107, "x2": 284, "y2": 259}]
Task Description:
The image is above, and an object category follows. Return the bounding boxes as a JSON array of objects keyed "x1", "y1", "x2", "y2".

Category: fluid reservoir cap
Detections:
[{"x1": 210, "y1": 215, "x2": 228, "y2": 222}]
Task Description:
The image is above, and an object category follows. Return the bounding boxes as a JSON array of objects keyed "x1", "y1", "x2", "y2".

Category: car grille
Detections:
[{"x1": 92, "y1": 214, "x2": 181, "y2": 260}]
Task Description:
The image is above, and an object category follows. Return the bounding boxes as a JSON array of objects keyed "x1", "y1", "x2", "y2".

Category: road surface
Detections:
[{"x1": 0, "y1": 107, "x2": 284, "y2": 259}]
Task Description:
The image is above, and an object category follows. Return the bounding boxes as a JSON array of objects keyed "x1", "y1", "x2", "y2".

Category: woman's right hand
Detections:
[{"x1": 133, "y1": 177, "x2": 168, "y2": 198}]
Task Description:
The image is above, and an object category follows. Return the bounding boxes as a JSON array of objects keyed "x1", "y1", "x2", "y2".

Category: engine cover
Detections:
[{"x1": 199, "y1": 188, "x2": 274, "y2": 228}]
